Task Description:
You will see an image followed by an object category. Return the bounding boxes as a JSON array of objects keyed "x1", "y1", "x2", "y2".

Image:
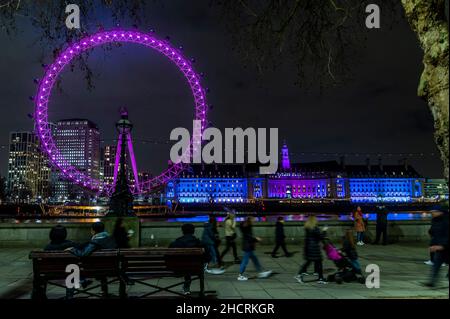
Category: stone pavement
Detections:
[{"x1": 0, "y1": 243, "x2": 448, "y2": 299}]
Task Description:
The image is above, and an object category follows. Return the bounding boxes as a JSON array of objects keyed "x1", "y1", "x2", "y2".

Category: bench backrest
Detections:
[
  {"x1": 119, "y1": 248, "x2": 205, "y2": 277},
  {"x1": 30, "y1": 248, "x2": 205, "y2": 279},
  {"x1": 29, "y1": 250, "x2": 119, "y2": 280}
]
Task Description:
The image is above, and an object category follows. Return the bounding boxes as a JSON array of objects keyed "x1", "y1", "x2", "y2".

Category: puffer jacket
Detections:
[
  {"x1": 169, "y1": 234, "x2": 210, "y2": 263},
  {"x1": 240, "y1": 223, "x2": 258, "y2": 252},
  {"x1": 201, "y1": 223, "x2": 216, "y2": 246},
  {"x1": 44, "y1": 240, "x2": 77, "y2": 251},
  {"x1": 275, "y1": 221, "x2": 286, "y2": 243},
  {"x1": 303, "y1": 227, "x2": 325, "y2": 261},
  {"x1": 70, "y1": 232, "x2": 116, "y2": 257}
]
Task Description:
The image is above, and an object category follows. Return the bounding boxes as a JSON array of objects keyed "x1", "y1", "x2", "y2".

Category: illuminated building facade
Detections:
[
  {"x1": 346, "y1": 162, "x2": 424, "y2": 203},
  {"x1": 7, "y1": 132, "x2": 51, "y2": 203},
  {"x1": 424, "y1": 179, "x2": 449, "y2": 200},
  {"x1": 52, "y1": 119, "x2": 100, "y2": 203},
  {"x1": 265, "y1": 143, "x2": 343, "y2": 199},
  {"x1": 101, "y1": 145, "x2": 117, "y2": 186},
  {"x1": 166, "y1": 144, "x2": 424, "y2": 203},
  {"x1": 167, "y1": 164, "x2": 248, "y2": 203}
]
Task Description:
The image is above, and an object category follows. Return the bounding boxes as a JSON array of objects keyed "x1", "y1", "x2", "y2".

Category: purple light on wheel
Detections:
[{"x1": 34, "y1": 29, "x2": 208, "y2": 195}]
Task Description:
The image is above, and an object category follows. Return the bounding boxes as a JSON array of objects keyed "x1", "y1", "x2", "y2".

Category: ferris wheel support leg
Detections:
[
  {"x1": 112, "y1": 133, "x2": 123, "y2": 189},
  {"x1": 127, "y1": 133, "x2": 140, "y2": 193}
]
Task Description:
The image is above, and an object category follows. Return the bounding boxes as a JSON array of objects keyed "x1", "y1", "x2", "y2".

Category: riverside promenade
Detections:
[{"x1": 0, "y1": 243, "x2": 448, "y2": 299}]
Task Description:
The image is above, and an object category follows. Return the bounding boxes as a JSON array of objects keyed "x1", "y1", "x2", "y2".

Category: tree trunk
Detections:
[{"x1": 401, "y1": 0, "x2": 449, "y2": 181}]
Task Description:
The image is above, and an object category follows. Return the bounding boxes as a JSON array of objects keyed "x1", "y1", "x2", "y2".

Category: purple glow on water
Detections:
[
  {"x1": 166, "y1": 212, "x2": 431, "y2": 223},
  {"x1": 1, "y1": 212, "x2": 431, "y2": 224}
]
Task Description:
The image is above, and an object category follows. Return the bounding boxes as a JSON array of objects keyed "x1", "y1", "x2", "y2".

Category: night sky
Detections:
[{"x1": 0, "y1": 1, "x2": 444, "y2": 179}]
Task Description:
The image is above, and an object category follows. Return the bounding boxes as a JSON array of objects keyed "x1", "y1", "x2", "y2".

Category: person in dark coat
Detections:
[
  {"x1": 295, "y1": 215, "x2": 327, "y2": 284},
  {"x1": 374, "y1": 205, "x2": 388, "y2": 245},
  {"x1": 237, "y1": 216, "x2": 272, "y2": 281},
  {"x1": 69, "y1": 222, "x2": 116, "y2": 257},
  {"x1": 271, "y1": 217, "x2": 292, "y2": 258},
  {"x1": 33, "y1": 225, "x2": 78, "y2": 299},
  {"x1": 44, "y1": 225, "x2": 76, "y2": 251},
  {"x1": 169, "y1": 223, "x2": 210, "y2": 295},
  {"x1": 201, "y1": 216, "x2": 221, "y2": 269},
  {"x1": 425, "y1": 204, "x2": 449, "y2": 287},
  {"x1": 210, "y1": 217, "x2": 223, "y2": 266},
  {"x1": 41, "y1": 225, "x2": 96, "y2": 298},
  {"x1": 113, "y1": 218, "x2": 130, "y2": 249}
]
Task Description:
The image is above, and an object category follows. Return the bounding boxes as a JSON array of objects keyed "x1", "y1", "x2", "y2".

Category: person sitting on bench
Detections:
[
  {"x1": 67, "y1": 222, "x2": 116, "y2": 297},
  {"x1": 68, "y1": 222, "x2": 116, "y2": 257},
  {"x1": 33, "y1": 225, "x2": 78, "y2": 299},
  {"x1": 169, "y1": 223, "x2": 209, "y2": 295},
  {"x1": 45, "y1": 225, "x2": 77, "y2": 251}
]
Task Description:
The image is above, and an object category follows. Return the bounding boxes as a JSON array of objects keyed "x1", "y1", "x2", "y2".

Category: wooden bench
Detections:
[
  {"x1": 29, "y1": 250, "x2": 120, "y2": 299},
  {"x1": 30, "y1": 248, "x2": 210, "y2": 299},
  {"x1": 118, "y1": 248, "x2": 207, "y2": 298}
]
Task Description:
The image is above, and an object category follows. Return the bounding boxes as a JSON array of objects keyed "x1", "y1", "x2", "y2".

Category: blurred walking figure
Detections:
[
  {"x1": 237, "y1": 216, "x2": 272, "y2": 281},
  {"x1": 202, "y1": 216, "x2": 224, "y2": 272},
  {"x1": 211, "y1": 216, "x2": 223, "y2": 266},
  {"x1": 353, "y1": 206, "x2": 366, "y2": 246},
  {"x1": 374, "y1": 205, "x2": 388, "y2": 245},
  {"x1": 424, "y1": 204, "x2": 449, "y2": 287},
  {"x1": 295, "y1": 216, "x2": 327, "y2": 284},
  {"x1": 113, "y1": 218, "x2": 130, "y2": 248},
  {"x1": 424, "y1": 216, "x2": 448, "y2": 267},
  {"x1": 271, "y1": 216, "x2": 292, "y2": 258},
  {"x1": 220, "y1": 212, "x2": 240, "y2": 263},
  {"x1": 425, "y1": 252, "x2": 448, "y2": 267}
]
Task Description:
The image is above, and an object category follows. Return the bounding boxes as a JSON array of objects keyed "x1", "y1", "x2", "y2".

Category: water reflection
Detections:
[
  {"x1": 0, "y1": 212, "x2": 431, "y2": 224},
  {"x1": 167, "y1": 212, "x2": 431, "y2": 223}
]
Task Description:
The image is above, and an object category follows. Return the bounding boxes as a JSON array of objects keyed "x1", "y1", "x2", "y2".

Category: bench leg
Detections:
[
  {"x1": 100, "y1": 277, "x2": 109, "y2": 298},
  {"x1": 199, "y1": 273, "x2": 205, "y2": 298},
  {"x1": 31, "y1": 278, "x2": 47, "y2": 300},
  {"x1": 119, "y1": 279, "x2": 127, "y2": 299}
]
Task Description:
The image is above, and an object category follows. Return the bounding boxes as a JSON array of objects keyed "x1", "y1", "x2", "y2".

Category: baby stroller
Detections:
[{"x1": 322, "y1": 239, "x2": 365, "y2": 284}]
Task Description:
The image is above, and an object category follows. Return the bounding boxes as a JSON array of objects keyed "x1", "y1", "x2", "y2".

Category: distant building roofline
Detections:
[{"x1": 56, "y1": 119, "x2": 99, "y2": 129}]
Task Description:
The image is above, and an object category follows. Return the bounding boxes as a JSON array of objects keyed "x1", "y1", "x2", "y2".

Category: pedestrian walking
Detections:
[
  {"x1": 424, "y1": 204, "x2": 449, "y2": 287},
  {"x1": 220, "y1": 212, "x2": 240, "y2": 263},
  {"x1": 237, "y1": 216, "x2": 272, "y2": 281},
  {"x1": 271, "y1": 216, "x2": 292, "y2": 258},
  {"x1": 374, "y1": 205, "x2": 388, "y2": 245},
  {"x1": 211, "y1": 216, "x2": 223, "y2": 266},
  {"x1": 202, "y1": 216, "x2": 223, "y2": 272},
  {"x1": 295, "y1": 215, "x2": 327, "y2": 284},
  {"x1": 353, "y1": 206, "x2": 366, "y2": 246},
  {"x1": 113, "y1": 218, "x2": 130, "y2": 248}
]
